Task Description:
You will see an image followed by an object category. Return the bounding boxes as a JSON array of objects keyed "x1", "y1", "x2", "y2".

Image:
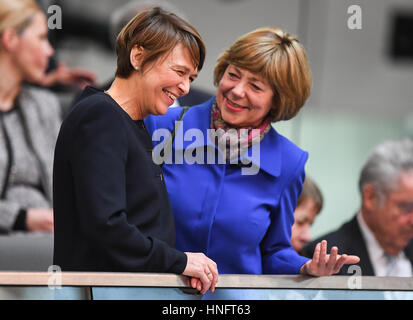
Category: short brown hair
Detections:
[
  {"x1": 297, "y1": 176, "x2": 323, "y2": 214},
  {"x1": 214, "y1": 27, "x2": 312, "y2": 122},
  {"x1": 115, "y1": 6, "x2": 205, "y2": 78}
]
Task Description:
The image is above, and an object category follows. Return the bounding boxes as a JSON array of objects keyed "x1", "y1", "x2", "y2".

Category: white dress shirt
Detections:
[{"x1": 357, "y1": 211, "x2": 412, "y2": 277}]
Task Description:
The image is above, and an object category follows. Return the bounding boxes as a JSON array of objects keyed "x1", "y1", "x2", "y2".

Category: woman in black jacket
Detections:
[{"x1": 53, "y1": 7, "x2": 217, "y2": 294}]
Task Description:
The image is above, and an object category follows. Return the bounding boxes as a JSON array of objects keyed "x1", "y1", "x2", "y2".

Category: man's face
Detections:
[{"x1": 371, "y1": 172, "x2": 413, "y2": 255}]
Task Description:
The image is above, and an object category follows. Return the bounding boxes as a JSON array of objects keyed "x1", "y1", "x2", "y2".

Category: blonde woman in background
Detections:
[{"x1": 0, "y1": 0, "x2": 61, "y2": 233}]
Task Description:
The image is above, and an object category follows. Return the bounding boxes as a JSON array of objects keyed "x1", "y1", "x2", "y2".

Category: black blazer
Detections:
[
  {"x1": 53, "y1": 86, "x2": 187, "y2": 273},
  {"x1": 302, "y1": 214, "x2": 413, "y2": 276}
]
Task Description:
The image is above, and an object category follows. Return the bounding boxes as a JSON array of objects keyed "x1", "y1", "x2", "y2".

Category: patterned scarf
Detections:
[{"x1": 210, "y1": 100, "x2": 271, "y2": 162}]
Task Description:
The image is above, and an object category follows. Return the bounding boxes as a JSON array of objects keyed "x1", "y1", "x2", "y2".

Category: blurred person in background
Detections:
[
  {"x1": 53, "y1": 7, "x2": 217, "y2": 294},
  {"x1": 291, "y1": 176, "x2": 323, "y2": 254},
  {"x1": 303, "y1": 138, "x2": 413, "y2": 276},
  {"x1": 0, "y1": 0, "x2": 61, "y2": 233},
  {"x1": 145, "y1": 26, "x2": 359, "y2": 281},
  {"x1": 39, "y1": 59, "x2": 96, "y2": 91},
  {"x1": 34, "y1": 0, "x2": 96, "y2": 91}
]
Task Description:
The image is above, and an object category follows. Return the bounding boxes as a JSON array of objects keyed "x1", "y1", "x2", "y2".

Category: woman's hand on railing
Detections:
[
  {"x1": 299, "y1": 240, "x2": 360, "y2": 276},
  {"x1": 182, "y1": 252, "x2": 218, "y2": 294}
]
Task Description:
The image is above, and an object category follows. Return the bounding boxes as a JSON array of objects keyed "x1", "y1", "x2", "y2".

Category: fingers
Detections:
[
  {"x1": 308, "y1": 241, "x2": 361, "y2": 276},
  {"x1": 332, "y1": 254, "x2": 360, "y2": 274},
  {"x1": 26, "y1": 208, "x2": 54, "y2": 232},
  {"x1": 325, "y1": 246, "x2": 338, "y2": 274},
  {"x1": 199, "y1": 261, "x2": 218, "y2": 295},
  {"x1": 190, "y1": 277, "x2": 202, "y2": 292},
  {"x1": 309, "y1": 240, "x2": 331, "y2": 276},
  {"x1": 190, "y1": 277, "x2": 196, "y2": 289},
  {"x1": 346, "y1": 255, "x2": 360, "y2": 264},
  {"x1": 198, "y1": 271, "x2": 212, "y2": 295},
  {"x1": 319, "y1": 242, "x2": 350, "y2": 276},
  {"x1": 182, "y1": 252, "x2": 219, "y2": 294},
  {"x1": 333, "y1": 254, "x2": 347, "y2": 274},
  {"x1": 310, "y1": 241, "x2": 338, "y2": 276},
  {"x1": 203, "y1": 260, "x2": 218, "y2": 293},
  {"x1": 312, "y1": 242, "x2": 321, "y2": 265},
  {"x1": 316, "y1": 240, "x2": 327, "y2": 275},
  {"x1": 207, "y1": 261, "x2": 219, "y2": 292}
]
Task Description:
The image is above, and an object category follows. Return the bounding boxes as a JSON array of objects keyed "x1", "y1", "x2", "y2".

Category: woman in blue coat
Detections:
[{"x1": 145, "y1": 27, "x2": 359, "y2": 279}]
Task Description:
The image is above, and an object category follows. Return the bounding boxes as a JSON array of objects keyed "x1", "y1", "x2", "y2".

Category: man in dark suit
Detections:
[{"x1": 302, "y1": 138, "x2": 413, "y2": 276}]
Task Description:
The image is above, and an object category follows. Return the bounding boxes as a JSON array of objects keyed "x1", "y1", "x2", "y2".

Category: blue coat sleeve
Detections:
[
  {"x1": 144, "y1": 107, "x2": 184, "y2": 147},
  {"x1": 261, "y1": 151, "x2": 310, "y2": 274}
]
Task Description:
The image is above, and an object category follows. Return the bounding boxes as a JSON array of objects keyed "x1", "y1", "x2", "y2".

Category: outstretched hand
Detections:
[
  {"x1": 41, "y1": 62, "x2": 96, "y2": 89},
  {"x1": 300, "y1": 240, "x2": 360, "y2": 276}
]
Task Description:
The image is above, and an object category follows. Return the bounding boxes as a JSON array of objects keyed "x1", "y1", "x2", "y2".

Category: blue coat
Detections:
[{"x1": 145, "y1": 98, "x2": 310, "y2": 274}]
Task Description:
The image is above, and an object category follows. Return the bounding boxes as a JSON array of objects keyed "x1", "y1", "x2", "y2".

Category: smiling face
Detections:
[
  {"x1": 12, "y1": 12, "x2": 54, "y2": 83},
  {"x1": 216, "y1": 65, "x2": 275, "y2": 128},
  {"x1": 136, "y1": 43, "x2": 198, "y2": 117}
]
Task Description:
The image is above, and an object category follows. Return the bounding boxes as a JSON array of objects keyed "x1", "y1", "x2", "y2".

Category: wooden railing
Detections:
[{"x1": 1, "y1": 272, "x2": 413, "y2": 300}]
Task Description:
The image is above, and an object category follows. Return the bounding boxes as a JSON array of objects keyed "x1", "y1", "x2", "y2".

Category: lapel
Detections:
[
  {"x1": 0, "y1": 114, "x2": 10, "y2": 199},
  {"x1": 17, "y1": 88, "x2": 53, "y2": 202},
  {"x1": 403, "y1": 240, "x2": 413, "y2": 265},
  {"x1": 173, "y1": 97, "x2": 281, "y2": 177},
  {"x1": 303, "y1": 215, "x2": 376, "y2": 276},
  {"x1": 345, "y1": 215, "x2": 376, "y2": 276}
]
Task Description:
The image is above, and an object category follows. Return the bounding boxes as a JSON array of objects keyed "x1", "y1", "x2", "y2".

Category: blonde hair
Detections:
[
  {"x1": 0, "y1": 0, "x2": 41, "y2": 39},
  {"x1": 214, "y1": 27, "x2": 312, "y2": 122}
]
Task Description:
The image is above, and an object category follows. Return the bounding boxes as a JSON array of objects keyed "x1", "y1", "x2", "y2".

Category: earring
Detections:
[{"x1": 134, "y1": 66, "x2": 140, "y2": 71}]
